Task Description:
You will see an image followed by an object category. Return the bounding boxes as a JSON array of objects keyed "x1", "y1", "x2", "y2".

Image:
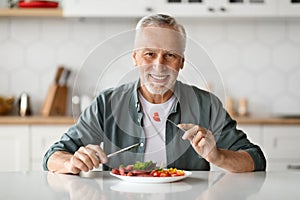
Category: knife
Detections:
[{"x1": 107, "y1": 143, "x2": 143, "y2": 158}]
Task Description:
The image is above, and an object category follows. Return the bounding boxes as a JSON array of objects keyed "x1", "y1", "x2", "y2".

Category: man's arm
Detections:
[
  {"x1": 206, "y1": 148, "x2": 254, "y2": 172},
  {"x1": 179, "y1": 123, "x2": 256, "y2": 172}
]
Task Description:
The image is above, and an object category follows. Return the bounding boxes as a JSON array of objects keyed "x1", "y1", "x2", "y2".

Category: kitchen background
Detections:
[{"x1": 1, "y1": 16, "x2": 300, "y2": 117}]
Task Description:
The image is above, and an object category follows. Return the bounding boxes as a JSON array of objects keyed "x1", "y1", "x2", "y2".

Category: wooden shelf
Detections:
[
  {"x1": 0, "y1": 116, "x2": 75, "y2": 125},
  {"x1": 0, "y1": 8, "x2": 62, "y2": 17},
  {"x1": 234, "y1": 116, "x2": 300, "y2": 125}
]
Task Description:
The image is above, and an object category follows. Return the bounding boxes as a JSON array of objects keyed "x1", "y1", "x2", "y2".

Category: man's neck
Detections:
[{"x1": 139, "y1": 86, "x2": 174, "y2": 104}]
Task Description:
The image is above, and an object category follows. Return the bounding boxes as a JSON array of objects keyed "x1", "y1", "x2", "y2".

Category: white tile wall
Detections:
[{"x1": 0, "y1": 17, "x2": 300, "y2": 116}]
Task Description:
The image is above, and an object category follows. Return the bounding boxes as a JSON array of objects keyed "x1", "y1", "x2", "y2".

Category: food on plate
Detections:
[{"x1": 111, "y1": 161, "x2": 185, "y2": 177}]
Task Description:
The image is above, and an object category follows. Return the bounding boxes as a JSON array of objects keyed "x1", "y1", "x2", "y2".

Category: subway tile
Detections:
[
  {"x1": 257, "y1": 69, "x2": 286, "y2": 98},
  {"x1": 0, "y1": 41, "x2": 24, "y2": 70},
  {"x1": 0, "y1": 69, "x2": 10, "y2": 95},
  {"x1": 256, "y1": 21, "x2": 286, "y2": 45},
  {"x1": 210, "y1": 42, "x2": 240, "y2": 73},
  {"x1": 272, "y1": 42, "x2": 300, "y2": 72},
  {"x1": 26, "y1": 42, "x2": 55, "y2": 71},
  {"x1": 11, "y1": 19, "x2": 40, "y2": 45},
  {"x1": 242, "y1": 42, "x2": 271, "y2": 72},
  {"x1": 225, "y1": 20, "x2": 255, "y2": 45},
  {"x1": 288, "y1": 68, "x2": 300, "y2": 98},
  {"x1": 0, "y1": 19, "x2": 9, "y2": 42},
  {"x1": 0, "y1": 18, "x2": 300, "y2": 116},
  {"x1": 226, "y1": 69, "x2": 255, "y2": 98},
  {"x1": 41, "y1": 19, "x2": 71, "y2": 45},
  {"x1": 287, "y1": 20, "x2": 300, "y2": 45},
  {"x1": 71, "y1": 19, "x2": 106, "y2": 47},
  {"x1": 10, "y1": 68, "x2": 39, "y2": 97},
  {"x1": 272, "y1": 96, "x2": 300, "y2": 115}
]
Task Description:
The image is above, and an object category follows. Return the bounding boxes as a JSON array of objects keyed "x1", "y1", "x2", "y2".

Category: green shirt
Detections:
[{"x1": 43, "y1": 80, "x2": 266, "y2": 171}]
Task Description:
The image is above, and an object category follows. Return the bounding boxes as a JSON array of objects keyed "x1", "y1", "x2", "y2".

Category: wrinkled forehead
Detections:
[{"x1": 134, "y1": 26, "x2": 186, "y2": 57}]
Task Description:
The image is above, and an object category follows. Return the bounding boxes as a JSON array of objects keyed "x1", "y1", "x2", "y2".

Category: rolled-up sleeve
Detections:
[{"x1": 217, "y1": 114, "x2": 266, "y2": 171}]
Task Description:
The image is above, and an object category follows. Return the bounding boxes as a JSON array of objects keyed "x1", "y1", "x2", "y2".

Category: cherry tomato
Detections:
[{"x1": 112, "y1": 168, "x2": 120, "y2": 175}]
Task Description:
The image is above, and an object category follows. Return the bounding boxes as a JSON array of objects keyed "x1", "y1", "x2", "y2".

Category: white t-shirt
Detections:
[{"x1": 139, "y1": 93, "x2": 176, "y2": 167}]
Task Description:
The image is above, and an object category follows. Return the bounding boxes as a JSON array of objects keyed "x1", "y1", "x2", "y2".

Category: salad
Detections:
[{"x1": 111, "y1": 161, "x2": 185, "y2": 177}]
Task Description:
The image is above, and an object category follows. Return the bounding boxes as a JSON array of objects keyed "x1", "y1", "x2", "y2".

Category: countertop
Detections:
[
  {"x1": 1, "y1": 115, "x2": 300, "y2": 125},
  {"x1": 0, "y1": 170, "x2": 299, "y2": 200}
]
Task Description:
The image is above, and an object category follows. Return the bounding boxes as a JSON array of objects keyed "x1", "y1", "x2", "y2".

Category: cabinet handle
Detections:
[
  {"x1": 220, "y1": 7, "x2": 227, "y2": 12},
  {"x1": 287, "y1": 165, "x2": 300, "y2": 170},
  {"x1": 146, "y1": 7, "x2": 153, "y2": 12},
  {"x1": 273, "y1": 138, "x2": 277, "y2": 148},
  {"x1": 208, "y1": 7, "x2": 215, "y2": 12}
]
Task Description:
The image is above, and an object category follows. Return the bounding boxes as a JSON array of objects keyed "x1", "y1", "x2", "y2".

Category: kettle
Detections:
[{"x1": 18, "y1": 92, "x2": 32, "y2": 117}]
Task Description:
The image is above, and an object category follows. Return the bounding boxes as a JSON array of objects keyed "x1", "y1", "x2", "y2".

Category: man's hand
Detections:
[
  {"x1": 65, "y1": 144, "x2": 108, "y2": 174},
  {"x1": 178, "y1": 124, "x2": 217, "y2": 161},
  {"x1": 178, "y1": 123, "x2": 255, "y2": 172},
  {"x1": 48, "y1": 144, "x2": 108, "y2": 174}
]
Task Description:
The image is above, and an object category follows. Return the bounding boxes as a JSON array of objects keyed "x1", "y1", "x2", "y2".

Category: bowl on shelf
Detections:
[{"x1": 0, "y1": 96, "x2": 14, "y2": 115}]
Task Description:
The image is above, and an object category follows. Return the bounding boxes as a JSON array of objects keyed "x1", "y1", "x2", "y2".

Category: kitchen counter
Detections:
[
  {"x1": 1, "y1": 115, "x2": 300, "y2": 125},
  {"x1": 233, "y1": 116, "x2": 300, "y2": 125},
  {"x1": 0, "y1": 170, "x2": 299, "y2": 200}
]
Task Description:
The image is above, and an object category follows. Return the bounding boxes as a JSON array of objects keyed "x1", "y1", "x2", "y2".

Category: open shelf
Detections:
[{"x1": 0, "y1": 8, "x2": 62, "y2": 17}]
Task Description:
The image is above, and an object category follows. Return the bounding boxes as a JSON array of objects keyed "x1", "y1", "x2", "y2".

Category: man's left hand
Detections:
[{"x1": 178, "y1": 123, "x2": 217, "y2": 160}]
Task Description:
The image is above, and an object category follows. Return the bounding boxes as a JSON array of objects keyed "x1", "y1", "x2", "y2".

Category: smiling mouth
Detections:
[{"x1": 149, "y1": 74, "x2": 169, "y2": 82}]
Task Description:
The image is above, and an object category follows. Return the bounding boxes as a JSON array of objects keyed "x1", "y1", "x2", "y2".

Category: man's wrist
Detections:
[{"x1": 206, "y1": 148, "x2": 223, "y2": 165}]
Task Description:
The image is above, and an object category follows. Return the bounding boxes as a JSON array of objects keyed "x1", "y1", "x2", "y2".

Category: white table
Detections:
[{"x1": 1, "y1": 170, "x2": 299, "y2": 200}]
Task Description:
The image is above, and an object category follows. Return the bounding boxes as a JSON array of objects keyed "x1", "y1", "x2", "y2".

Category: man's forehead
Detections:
[{"x1": 134, "y1": 26, "x2": 185, "y2": 56}]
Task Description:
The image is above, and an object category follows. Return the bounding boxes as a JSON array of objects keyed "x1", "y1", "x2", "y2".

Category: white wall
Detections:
[{"x1": 0, "y1": 17, "x2": 299, "y2": 116}]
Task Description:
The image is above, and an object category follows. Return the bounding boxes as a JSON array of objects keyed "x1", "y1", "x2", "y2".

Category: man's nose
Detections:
[{"x1": 153, "y1": 55, "x2": 165, "y2": 71}]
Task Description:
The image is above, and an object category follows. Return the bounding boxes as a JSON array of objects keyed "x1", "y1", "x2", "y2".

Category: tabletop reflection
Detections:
[{"x1": 46, "y1": 171, "x2": 266, "y2": 200}]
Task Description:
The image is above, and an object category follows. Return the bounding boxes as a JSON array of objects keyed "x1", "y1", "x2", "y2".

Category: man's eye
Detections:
[
  {"x1": 166, "y1": 53, "x2": 175, "y2": 58},
  {"x1": 145, "y1": 52, "x2": 154, "y2": 57}
]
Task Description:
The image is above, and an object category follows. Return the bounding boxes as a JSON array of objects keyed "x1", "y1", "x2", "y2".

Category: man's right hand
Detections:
[{"x1": 48, "y1": 144, "x2": 108, "y2": 174}]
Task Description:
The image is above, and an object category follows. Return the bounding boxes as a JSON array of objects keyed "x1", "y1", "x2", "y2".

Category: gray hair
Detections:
[{"x1": 136, "y1": 13, "x2": 186, "y2": 41}]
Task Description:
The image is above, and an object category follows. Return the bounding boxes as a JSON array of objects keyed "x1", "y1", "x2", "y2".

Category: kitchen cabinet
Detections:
[
  {"x1": 63, "y1": 0, "x2": 155, "y2": 17},
  {"x1": 0, "y1": 125, "x2": 30, "y2": 171},
  {"x1": 238, "y1": 124, "x2": 300, "y2": 171},
  {"x1": 0, "y1": 119, "x2": 71, "y2": 172},
  {"x1": 157, "y1": 0, "x2": 277, "y2": 17},
  {"x1": 263, "y1": 125, "x2": 300, "y2": 171},
  {"x1": 237, "y1": 124, "x2": 263, "y2": 147},
  {"x1": 30, "y1": 125, "x2": 69, "y2": 171},
  {"x1": 278, "y1": 0, "x2": 300, "y2": 16},
  {"x1": 63, "y1": 0, "x2": 278, "y2": 18}
]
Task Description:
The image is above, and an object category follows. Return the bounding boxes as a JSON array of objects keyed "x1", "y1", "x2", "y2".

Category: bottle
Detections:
[
  {"x1": 226, "y1": 97, "x2": 235, "y2": 117},
  {"x1": 238, "y1": 98, "x2": 248, "y2": 117}
]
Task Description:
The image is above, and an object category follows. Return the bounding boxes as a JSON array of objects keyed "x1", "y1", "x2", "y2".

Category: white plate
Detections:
[{"x1": 110, "y1": 171, "x2": 192, "y2": 184}]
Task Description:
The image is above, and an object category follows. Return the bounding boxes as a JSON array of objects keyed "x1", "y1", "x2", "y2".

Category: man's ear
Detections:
[
  {"x1": 180, "y1": 57, "x2": 185, "y2": 69},
  {"x1": 132, "y1": 51, "x2": 137, "y2": 66}
]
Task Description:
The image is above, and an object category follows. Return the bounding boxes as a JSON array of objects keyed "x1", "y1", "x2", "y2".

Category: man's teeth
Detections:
[{"x1": 151, "y1": 74, "x2": 167, "y2": 80}]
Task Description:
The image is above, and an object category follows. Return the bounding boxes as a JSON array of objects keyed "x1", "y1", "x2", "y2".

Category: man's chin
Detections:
[{"x1": 147, "y1": 86, "x2": 170, "y2": 95}]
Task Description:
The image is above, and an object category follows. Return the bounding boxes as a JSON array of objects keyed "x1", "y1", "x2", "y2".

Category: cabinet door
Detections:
[
  {"x1": 263, "y1": 125, "x2": 300, "y2": 171},
  {"x1": 237, "y1": 124, "x2": 263, "y2": 147},
  {"x1": 0, "y1": 125, "x2": 29, "y2": 171},
  {"x1": 63, "y1": 0, "x2": 153, "y2": 17},
  {"x1": 30, "y1": 125, "x2": 69, "y2": 171},
  {"x1": 279, "y1": 0, "x2": 300, "y2": 16},
  {"x1": 218, "y1": 0, "x2": 277, "y2": 16},
  {"x1": 158, "y1": 0, "x2": 277, "y2": 17},
  {"x1": 157, "y1": 0, "x2": 214, "y2": 17}
]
